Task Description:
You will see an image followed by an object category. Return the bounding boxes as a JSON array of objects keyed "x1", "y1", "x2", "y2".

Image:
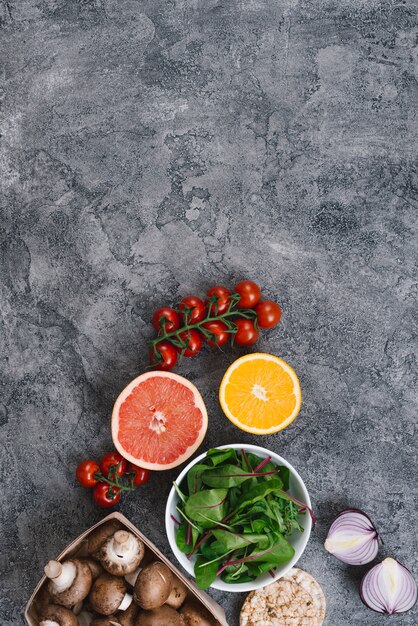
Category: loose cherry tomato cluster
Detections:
[
  {"x1": 150, "y1": 280, "x2": 282, "y2": 370},
  {"x1": 76, "y1": 451, "x2": 151, "y2": 508}
]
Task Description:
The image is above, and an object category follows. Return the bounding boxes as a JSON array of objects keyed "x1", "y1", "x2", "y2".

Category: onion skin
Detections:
[
  {"x1": 324, "y1": 508, "x2": 379, "y2": 565},
  {"x1": 360, "y1": 557, "x2": 417, "y2": 614}
]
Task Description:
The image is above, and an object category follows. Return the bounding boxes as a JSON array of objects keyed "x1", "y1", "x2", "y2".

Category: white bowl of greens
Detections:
[{"x1": 165, "y1": 444, "x2": 313, "y2": 592}]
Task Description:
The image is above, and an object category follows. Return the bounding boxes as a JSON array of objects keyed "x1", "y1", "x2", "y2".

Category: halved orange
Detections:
[
  {"x1": 219, "y1": 353, "x2": 302, "y2": 434},
  {"x1": 112, "y1": 371, "x2": 208, "y2": 470}
]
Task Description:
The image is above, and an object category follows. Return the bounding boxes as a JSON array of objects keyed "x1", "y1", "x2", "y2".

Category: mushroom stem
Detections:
[
  {"x1": 112, "y1": 532, "x2": 135, "y2": 557},
  {"x1": 44, "y1": 561, "x2": 77, "y2": 592},
  {"x1": 118, "y1": 592, "x2": 133, "y2": 611},
  {"x1": 39, "y1": 621, "x2": 60, "y2": 626},
  {"x1": 124, "y1": 567, "x2": 141, "y2": 587}
]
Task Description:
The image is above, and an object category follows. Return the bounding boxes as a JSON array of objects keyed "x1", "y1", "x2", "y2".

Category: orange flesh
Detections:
[
  {"x1": 116, "y1": 377, "x2": 204, "y2": 465},
  {"x1": 224, "y1": 359, "x2": 298, "y2": 429}
]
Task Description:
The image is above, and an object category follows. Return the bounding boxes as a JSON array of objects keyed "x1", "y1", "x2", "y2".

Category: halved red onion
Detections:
[
  {"x1": 325, "y1": 508, "x2": 379, "y2": 565},
  {"x1": 360, "y1": 557, "x2": 417, "y2": 614}
]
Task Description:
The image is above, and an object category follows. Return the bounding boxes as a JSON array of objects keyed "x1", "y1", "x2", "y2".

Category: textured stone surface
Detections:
[{"x1": 1, "y1": 1, "x2": 417, "y2": 624}]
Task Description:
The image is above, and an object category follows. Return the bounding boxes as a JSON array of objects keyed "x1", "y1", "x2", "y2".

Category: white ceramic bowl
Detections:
[{"x1": 165, "y1": 443, "x2": 312, "y2": 592}]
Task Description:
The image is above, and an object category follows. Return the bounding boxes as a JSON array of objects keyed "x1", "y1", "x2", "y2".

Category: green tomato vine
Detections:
[{"x1": 150, "y1": 292, "x2": 258, "y2": 363}]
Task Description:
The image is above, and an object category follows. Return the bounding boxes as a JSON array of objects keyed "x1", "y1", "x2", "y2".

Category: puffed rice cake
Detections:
[{"x1": 240, "y1": 568, "x2": 326, "y2": 626}]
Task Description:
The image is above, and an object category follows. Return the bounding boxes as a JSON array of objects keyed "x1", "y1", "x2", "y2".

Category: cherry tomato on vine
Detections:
[
  {"x1": 178, "y1": 296, "x2": 206, "y2": 324},
  {"x1": 255, "y1": 300, "x2": 282, "y2": 328},
  {"x1": 152, "y1": 307, "x2": 180, "y2": 333},
  {"x1": 206, "y1": 285, "x2": 231, "y2": 315},
  {"x1": 178, "y1": 329, "x2": 203, "y2": 357},
  {"x1": 202, "y1": 320, "x2": 229, "y2": 348},
  {"x1": 233, "y1": 318, "x2": 259, "y2": 346},
  {"x1": 150, "y1": 341, "x2": 178, "y2": 370},
  {"x1": 99, "y1": 452, "x2": 126, "y2": 478},
  {"x1": 127, "y1": 463, "x2": 151, "y2": 486},
  {"x1": 76, "y1": 459, "x2": 100, "y2": 488},
  {"x1": 234, "y1": 280, "x2": 262, "y2": 309},
  {"x1": 93, "y1": 483, "x2": 121, "y2": 508}
]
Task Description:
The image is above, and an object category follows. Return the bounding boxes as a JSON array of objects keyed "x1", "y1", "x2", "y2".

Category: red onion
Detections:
[
  {"x1": 360, "y1": 557, "x2": 417, "y2": 614},
  {"x1": 325, "y1": 508, "x2": 379, "y2": 565}
]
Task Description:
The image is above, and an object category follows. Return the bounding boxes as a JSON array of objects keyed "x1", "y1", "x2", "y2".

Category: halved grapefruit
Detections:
[{"x1": 111, "y1": 371, "x2": 208, "y2": 471}]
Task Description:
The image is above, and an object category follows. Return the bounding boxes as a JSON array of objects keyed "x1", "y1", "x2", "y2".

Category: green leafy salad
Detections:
[{"x1": 173, "y1": 447, "x2": 314, "y2": 589}]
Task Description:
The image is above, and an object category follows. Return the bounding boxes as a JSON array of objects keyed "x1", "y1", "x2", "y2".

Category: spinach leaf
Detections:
[
  {"x1": 185, "y1": 488, "x2": 228, "y2": 527},
  {"x1": 247, "y1": 534, "x2": 294, "y2": 564},
  {"x1": 194, "y1": 554, "x2": 221, "y2": 589},
  {"x1": 277, "y1": 465, "x2": 290, "y2": 490},
  {"x1": 187, "y1": 463, "x2": 210, "y2": 494},
  {"x1": 175, "y1": 523, "x2": 199, "y2": 553},
  {"x1": 235, "y1": 478, "x2": 284, "y2": 512},
  {"x1": 212, "y1": 529, "x2": 269, "y2": 551},
  {"x1": 201, "y1": 464, "x2": 256, "y2": 488},
  {"x1": 206, "y1": 448, "x2": 238, "y2": 466}
]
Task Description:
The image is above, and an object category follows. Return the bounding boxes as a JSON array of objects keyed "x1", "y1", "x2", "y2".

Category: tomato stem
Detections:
[
  {"x1": 151, "y1": 294, "x2": 257, "y2": 360},
  {"x1": 93, "y1": 469, "x2": 135, "y2": 493}
]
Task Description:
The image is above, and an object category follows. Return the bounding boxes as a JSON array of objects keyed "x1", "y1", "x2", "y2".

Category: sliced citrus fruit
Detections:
[
  {"x1": 112, "y1": 371, "x2": 208, "y2": 470},
  {"x1": 219, "y1": 353, "x2": 302, "y2": 434}
]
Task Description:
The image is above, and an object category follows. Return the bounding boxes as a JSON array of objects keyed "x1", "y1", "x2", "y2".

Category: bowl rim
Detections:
[{"x1": 165, "y1": 443, "x2": 312, "y2": 592}]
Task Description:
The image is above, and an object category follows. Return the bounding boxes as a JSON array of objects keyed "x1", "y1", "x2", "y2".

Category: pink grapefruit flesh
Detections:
[{"x1": 111, "y1": 371, "x2": 208, "y2": 470}]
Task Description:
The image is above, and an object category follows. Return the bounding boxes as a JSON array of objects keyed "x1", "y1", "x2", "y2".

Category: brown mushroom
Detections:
[
  {"x1": 165, "y1": 574, "x2": 188, "y2": 609},
  {"x1": 87, "y1": 521, "x2": 124, "y2": 556},
  {"x1": 89, "y1": 573, "x2": 132, "y2": 616},
  {"x1": 39, "y1": 603, "x2": 78, "y2": 626},
  {"x1": 99, "y1": 531, "x2": 144, "y2": 576},
  {"x1": 117, "y1": 600, "x2": 138, "y2": 626},
  {"x1": 180, "y1": 602, "x2": 215, "y2": 626},
  {"x1": 45, "y1": 559, "x2": 92, "y2": 607},
  {"x1": 133, "y1": 562, "x2": 172, "y2": 610},
  {"x1": 82, "y1": 558, "x2": 104, "y2": 580},
  {"x1": 90, "y1": 619, "x2": 122, "y2": 626},
  {"x1": 135, "y1": 605, "x2": 183, "y2": 626},
  {"x1": 77, "y1": 611, "x2": 95, "y2": 626}
]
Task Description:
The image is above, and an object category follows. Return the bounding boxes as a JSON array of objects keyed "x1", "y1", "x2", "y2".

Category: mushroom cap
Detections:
[
  {"x1": 99, "y1": 531, "x2": 144, "y2": 576},
  {"x1": 135, "y1": 605, "x2": 183, "y2": 626},
  {"x1": 48, "y1": 560, "x2": 93, "y2": 607},
  {"x1": 180, "y1": 602, "x2": 214, "y2": 626},
  {"x1": 91, "y1": 619, "x2": 122, "y2": 626},
  {"x1": 117, "y1": 601, "x2": 138, "y2": 626},
  {"x1": 82, "y1": 558, "x2": 104, "y2": 580},
  {"x1": 39, "y1": 604, "x2": 79, "y2": 626},
  {"x1": 133, "y1": 562, "x2": 172, "y2": 610},
  {"x1": 89, "y1": 573, "x2": 127, "y2": 615},
  {"x1": 87, "y1": 521, "x2": 124, "y2": 556},
  {"x1": 165, "y1": 575, "x2": 188, "y2": 610}
]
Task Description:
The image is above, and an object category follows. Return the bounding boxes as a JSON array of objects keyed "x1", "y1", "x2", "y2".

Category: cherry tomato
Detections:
[
  {"x1": 255, "y1": 300, "x2": 282, "y2": 328},
  {"x1": 178, "y1": 329, "x2": 203, "y2": 357},
  {"x1": 206, "y1": 285, "x2": 231, "y2": 315},
  {"x1": 233, "y1": 318, "x2": 259, "y2": 346},
  {"x1": 152, "y1": 307, "x2": 180, "y2": 333},
  {"x1": 127, "y1": 463, "x2": 151, "y2": 486},
  {"x1": 201, "y1": 321, "x2": 229, "y2": 348},
  {"x1": 178, "y1": 296, "x2": 206, "y2": 324},
  {"x1": 234, "y1": 280, "x2": 262, "y2": 308},
  {"x1": 99, "y1": 452, "x2": 127, "y2": 478},
  {"x1": 76, "y1": 459, "x2": 100, "y2": 488},
  {"x1": 150, "y1": 341, "x2": 178, "y2": 370},
  {"x1": 93, "y1": 483, "x2": 121, "y2": 508}
]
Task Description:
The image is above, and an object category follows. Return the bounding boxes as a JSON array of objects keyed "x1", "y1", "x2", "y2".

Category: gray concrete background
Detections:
[{"x1": 1, "y1": 0, "x2": 417, "y2": 624}]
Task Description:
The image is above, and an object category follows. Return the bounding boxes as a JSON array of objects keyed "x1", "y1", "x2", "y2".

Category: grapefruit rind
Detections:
[
  {"x1": 219, "y1": 353, "x2": 302, "y2": 435},
  {"x1": 111, "y1": 371, "x2": 208, "y2": 470}
]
